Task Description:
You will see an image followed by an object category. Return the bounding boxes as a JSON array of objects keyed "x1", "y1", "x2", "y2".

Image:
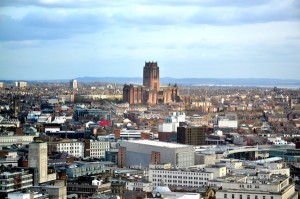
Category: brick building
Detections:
[{"x1": 123, "y1": 62, "x2": 180, "y2": 105}]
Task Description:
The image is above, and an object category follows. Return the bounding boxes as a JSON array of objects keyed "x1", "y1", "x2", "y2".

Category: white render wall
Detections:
[
  {"x1": 218, "y1": 120, "x2": 238, "y2": 128},
  {"x1": 205, "y1": 166, "x2": 227, "y2": 178},
  {"x1": 0, "y1": 135, "x2": 35, "y2": 146},
  {"x1": 158, "y1": 123, "x2": 179, "y2": 132},
  {"x1": 56, "y1": 142, "x2": 85, "y2": 157},
  {"x1": 7, "y1": 192, "x2": 32, "y2": 199},
  {"x1": 216, "y1": 176, "x2": 297, "y2": 199},
  {"x1": 149, "y1": 169, "x2": 214, "y2": 188},
  {"x1": 126, "y1": 181, "x2": 153, "y2": 192},
  {"x1": 89, "y1": 140, "x2": 110, "y2": 158}
]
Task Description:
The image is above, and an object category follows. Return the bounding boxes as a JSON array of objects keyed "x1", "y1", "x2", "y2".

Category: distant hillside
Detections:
[
  {"x1": 75, "y1": 77, "x2": 142, "y2": 84},
  {"x1": 75, "y1": 77, "x2": 300, "y2": 87},
  {"x1": 1, "y1": 77, "x2": 300, "y2": 88}
]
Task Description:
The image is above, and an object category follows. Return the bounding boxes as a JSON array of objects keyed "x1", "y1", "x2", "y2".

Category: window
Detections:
[
  {"x1": 247, "y1": 195, "x2": 250, "y2": 199},
  {"x1": 224, "y1": 194, "x2": 227, "y2": 198},
  {"x1": 232, "y1": 194, "x2": 235, "y2": 199},
  {"x1": 240, "y1": 195, "x2": 242, "y2": 199},
  {"x1": 255, "y1": 196, "x2": 258, "y2": 199}
]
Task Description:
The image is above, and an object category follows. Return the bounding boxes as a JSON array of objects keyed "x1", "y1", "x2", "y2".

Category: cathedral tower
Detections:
[{"x1": 143, "y1": 62, "x2": 160, "y2": 92}]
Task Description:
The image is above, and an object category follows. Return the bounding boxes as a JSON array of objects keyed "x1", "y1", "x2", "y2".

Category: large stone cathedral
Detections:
[{"x1": 123, "y1": 62, "x2": 180, "y2": 105}]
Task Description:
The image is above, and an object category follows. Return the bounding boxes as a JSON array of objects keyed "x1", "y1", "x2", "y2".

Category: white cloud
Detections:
[{"x1": 0, "y1": 0, "x2": 299, "y2": 79}]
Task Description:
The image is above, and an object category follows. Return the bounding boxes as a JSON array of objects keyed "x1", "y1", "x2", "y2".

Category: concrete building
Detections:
[
  {"x1": 0, "y1": 115, "x2": 20, "y2": 128},
  {"x1": 16, "y1": 81, "x2": 27, "y2": 88},
  {"x1": 0, "y1": 135, "x2": 35, "y2": 147},
  {"x1": 70, "y1": 79, "x2": 77, "y2": 90},
  {"x1": 73, "y1": 108, "x2": 111, "y2": 122},
  {"x1": 165, "y1": 112, "x2": 186, "y2": 123},
  {"x1": 67, "y1": 181, "x2": 111, "y2": 196},
  {"x1": 118, "y1": 140, "x2": 195, "y2": 168},
  {"x1": 218, "y1": 113, "x2": 238, "y2": 129},
  {"x1": 267, "y1": 137, "x2": 288, "y2": 145},
  {"x1": 66, "y1": 162, "x2": 107, "y2": 178},
  {"x1": 48, "y1": 140, "x2": 85, "y2": 158},
  {"x1": 0, "y1": 170, "x2": 33, "y2": 194},
  {"x1": 215, "y1": 173, "x2": 297, "y2": 199},
  {"x1": 186, "y1": 114, "x2": 209, "y2": 126},
  {"x1": 126, "y1": 179, "x2": 153, "y2": 192},
  {"x1": 105, "y1": 129, "x2": 154, "y2": 140},
  {"x1": 85, "y1": 139, "x2": 110, "y2": 159},
  {"x1": 149, "y1": 163, "x2": 226, "y2": 189},
  {"x1": 30, "y1": 185, "x2": 67, "y2": 199},
  {"x1": 177, "y1": 126, "x2": 206, "y2": 146},
  {"x1": 28, "y1": 139, "x2": 48, "y2": 184},
  {"x1": 0, "y1": 82, "x2": 3, "y2": 88},
  {"x1": 7, "y1": 190, "x2": 50, "y2": 199},
  {"x1": 0, "y1": 151, "x2": 19, "y2": 167},
  {"x1": 158, "y1": 112, "x2": 185, "y2": 142}
]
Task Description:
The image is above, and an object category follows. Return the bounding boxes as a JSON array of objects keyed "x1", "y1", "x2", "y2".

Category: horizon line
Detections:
[{"x1": 1, "y1": 76, "x2": 300, "y2": 82}]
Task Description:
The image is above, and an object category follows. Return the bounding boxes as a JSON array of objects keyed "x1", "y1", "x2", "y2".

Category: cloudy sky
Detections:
[{"x1": 0, "y1": 0, "x2": 299, "y2": 80}]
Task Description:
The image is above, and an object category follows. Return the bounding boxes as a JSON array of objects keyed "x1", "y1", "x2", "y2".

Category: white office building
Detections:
[
  {"x1": 158, "y1": 112, "x2": 186, "y2": 133},
  {"x1": 51, "y1": 141, "x2": 85, "y2": 158},
  {"x1": 126, "y1": 180, "x2": 153, "y2": 192},
  {"x1": 218, "y1": 113, "x2": 238, "y2": 128},
  {"x1": 149, "y1": 163, "x2": 226, "y2": 189},
  {"x1": 216, "y1": 173, "x2": 297, "y2": 199},
  {"x1": 88, "y1": 140, "x2": 110, "y2": 159},
  {"x1": 70, "y1": 79, "x2": 78, "y2": 89},
  {"x1": 0, "y1": 135, "x2": 35, "y2": 147}
]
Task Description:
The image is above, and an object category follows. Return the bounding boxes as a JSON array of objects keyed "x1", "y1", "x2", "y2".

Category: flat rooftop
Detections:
[{"x1": 124, "y1": 140, "x2": 191, "y2": 149}]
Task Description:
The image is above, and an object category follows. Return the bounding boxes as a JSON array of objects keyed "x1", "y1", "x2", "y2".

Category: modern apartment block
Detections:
[
  {"x1": 0, "y1": 170, "x2": 33, "y2": 194},
  {"x1": 70, "y1": 79, "x2": 77, "y2": 89}
]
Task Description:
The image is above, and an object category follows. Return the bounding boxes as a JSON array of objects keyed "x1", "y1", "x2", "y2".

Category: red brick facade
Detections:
[{"x1": 123, "y1": 62, "x2": 180, "y2": 105}]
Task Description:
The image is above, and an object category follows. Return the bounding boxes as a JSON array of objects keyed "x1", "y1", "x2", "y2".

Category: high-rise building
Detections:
[
  {"x1": 177, "y1": 126, "x2": 206, "y2": 145},
  {"x1": 15, "y1": 81, "x2": 27, "y2": 88},
  {"x1": 0, "y1": 82, "x2": 3, "y2": 88},
  {"x1": 123, "y1": 62, "x2": 180, "y2": 105},
  {"x1": 19, "y1": 81, "x2": 27, "y2": 88},
  {"x1": 70, "y1": 79, "x2": 77, "y2": 89},
  {"x1": 28, "y1": 138, "x2": 48, "y2": 184}
]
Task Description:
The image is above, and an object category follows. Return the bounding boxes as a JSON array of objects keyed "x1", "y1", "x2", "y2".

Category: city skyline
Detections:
[{"x1": 0, "y1": 0, "x2": 300, "y2": 80}]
